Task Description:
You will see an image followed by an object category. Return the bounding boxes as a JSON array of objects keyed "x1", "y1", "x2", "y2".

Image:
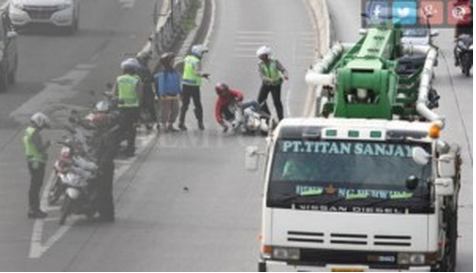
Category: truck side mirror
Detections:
[
  {"x1": 245, "y1": 146, "x2": 259, "y2": 171},
  {"x1": 412, "y1": 147, "x2": 430, "y2": 166},
  {"x1": 434, "y1": 178, "x2": 454, "y2": 196},
  {"x1": 438, "y1": 154, "x2": 456, "y2": 178}
]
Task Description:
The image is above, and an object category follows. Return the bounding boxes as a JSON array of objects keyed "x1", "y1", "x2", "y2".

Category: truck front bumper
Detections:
[{"x1": 262, "y1": 261, "x2": 432, "y2": 272}]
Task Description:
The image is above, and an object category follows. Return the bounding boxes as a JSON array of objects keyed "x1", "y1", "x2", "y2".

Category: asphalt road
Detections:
[
  {"x1": 0, "y1": 0, "x2": 157, "y2": 270},
  {"x1": 327, "y1": 0, "x2": 473, "y2": 271},
  {"x1": 53, "y1": 0, "x2": 316, "y2": 271},
  {"x1": 0, "y1": 0, "x2": 316, "y2": 271},
  {"x1": 0, "y1": 0, "x2": 471, "y2": 271}
]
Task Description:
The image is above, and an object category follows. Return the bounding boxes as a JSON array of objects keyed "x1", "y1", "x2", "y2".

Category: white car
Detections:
[{"x1": 8, "y1": 0, "x2": 79, "y2": 33}]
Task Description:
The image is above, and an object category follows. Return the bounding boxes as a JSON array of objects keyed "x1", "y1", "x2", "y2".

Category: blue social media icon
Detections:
[
  {"x1": 392, "y1": 0, "x2": 417, "y2": 25},
  {"x1": 365, "y1": 0, "x2": 390, "y2": 25}
]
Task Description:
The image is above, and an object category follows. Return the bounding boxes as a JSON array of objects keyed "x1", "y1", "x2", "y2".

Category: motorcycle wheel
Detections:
[
  {"x1": 59, "y1": 197, "x2": 72, "y2": 225},
  {"x1": 461, "y1": 54, "x2": 472, "y2": 77},
  {"x1": 47, "y1": 177, "x2": 63, "y2": 205}
]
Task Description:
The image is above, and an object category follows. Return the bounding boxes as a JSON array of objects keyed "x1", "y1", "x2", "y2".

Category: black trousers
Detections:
[
  {"x1": 27, "y1": 162, "x2": 46, "y2": 212},
  {"x1": 96, "y1": 161, "x2": 115, "y2": 218},
  {"x1": 179, "y1": 85, "x2": 203, "y2": 125},
  {"x1": 142, "y1": 86, "x2": 157, "y2": 123},
  {"x1": 119, "y1": 108, "x2": 139, "y2": 154},
  {"x1": 258, "y1": 83, "x2": 284, "y2": 120}
]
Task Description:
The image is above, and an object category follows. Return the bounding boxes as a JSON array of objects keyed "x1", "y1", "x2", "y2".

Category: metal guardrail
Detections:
[{"x1": 152, "y1": 0, "x2": 193, "y2": 56}]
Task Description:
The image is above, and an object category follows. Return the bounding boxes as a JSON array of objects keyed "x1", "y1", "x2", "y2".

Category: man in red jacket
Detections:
[{"x1": 215, "y1": 83, "x2": 244, "y2": 132}]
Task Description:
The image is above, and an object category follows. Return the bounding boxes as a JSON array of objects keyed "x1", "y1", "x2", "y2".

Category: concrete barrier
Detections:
[
  {"x1": 305, "y1": 0, "x2": 331, "y2": 57},
  {"x1": 140, "y1": 0, "x2": 200, "y2": 60},
  {"x1": 303, "y1": 0, "x2": 332, "y2": 117}
]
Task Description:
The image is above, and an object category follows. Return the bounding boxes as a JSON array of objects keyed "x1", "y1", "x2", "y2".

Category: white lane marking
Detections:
[
  {"x1": 28, "y1": 130, "x2": 157, "y2": 259},
  {"x1": 285, "y1": 88, "x2": 292, "y2": 117},
  {"x1": 203, "y1": 0, "x2": 216, "y2": 47},
  {"x1": 119, "y1": 0, "x2": 136, "y2": 9}
]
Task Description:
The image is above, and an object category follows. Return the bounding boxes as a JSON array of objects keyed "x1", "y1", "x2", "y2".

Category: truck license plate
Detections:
[{"x1": 331, "y1": 269, "x2": 364, "y2": 272}]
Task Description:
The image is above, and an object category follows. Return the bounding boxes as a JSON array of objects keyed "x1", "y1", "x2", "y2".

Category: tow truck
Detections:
[{"x1": 247, "y1": 22, "x2": 462, "y2": 272}]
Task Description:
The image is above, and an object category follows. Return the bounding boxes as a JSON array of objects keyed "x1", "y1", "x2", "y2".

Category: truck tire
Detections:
[{"x1": 440, "y1": 208, "x2": 458, "y2": 271}]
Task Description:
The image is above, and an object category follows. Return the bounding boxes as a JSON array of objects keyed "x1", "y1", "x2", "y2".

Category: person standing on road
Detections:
[
  {"x1": 256, "y1": 45, "x2": 289, "y2": 121},
  {"x1": 23, "y1": 112, "x2": 51, "y2": 219},
  {"x1": 136, "y1": 51, "x2": 157, "y2": 131},
  {"x1": 94, "y1": 125, "x2": 120, "y2": 222},
  {"x1": 155, "y1": 52, "x2": 182, "y2": 132},
  {"x1": 114, "y1": 58, "x2": 143, "y2": 157},
  {"x1": 178, "y1": 44, "x2": 210, "y2": 131}
]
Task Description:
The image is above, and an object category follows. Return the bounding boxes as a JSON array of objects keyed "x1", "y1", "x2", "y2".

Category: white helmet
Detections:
[
  {"x1": 256, "y1": 45, "x2": 271, "y2": 57},
  {"x1": 30, "y1": 112, "x2": 50, "y2": 128},
  {"x1": 120, "y1": 58, "x2": 140, "y2": 72},
  {"x1": 191, "y1": 44, "x2": 208, "y2": 57}
]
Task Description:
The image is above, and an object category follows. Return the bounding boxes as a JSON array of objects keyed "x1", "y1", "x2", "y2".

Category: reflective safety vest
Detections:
[
  {"x1": 260, "y1": 59, "x2": 281, "y2": 84},
  {"x1": 23, "y1": 126, "x2": 46, "y2": 163},
  {"x1": 117, "y1": 74, "x2": 140, "y2": 108},
  {"x1": 182, "y1": 55, "x2": 201, "y2": 86}
]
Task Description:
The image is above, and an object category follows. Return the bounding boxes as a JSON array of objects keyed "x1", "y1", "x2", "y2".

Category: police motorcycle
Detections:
[
  {"x1": 226, "y1": 99, "x2": 274, "y2": 136},
  {"x1": 47, "y1": 134, "x2": 99, "y2": 206},
  {"x1": 58, "y1": 141, "x2": 99, "y2": 225},
  {"x1": 455, "y1": 34, "x2": 473, "y2": 77}
]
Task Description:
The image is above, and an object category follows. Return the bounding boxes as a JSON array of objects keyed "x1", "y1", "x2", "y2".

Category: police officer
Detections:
[
  {"x1": 94, "y1": 125, "x2": 120, "y2": 222},
  {"x1": 136, "y1": 51, "x2": 157, "y2": 130},
  {"x1": 178, "y1": 44, "x2": 210, "y2": 131},
  {"x1": 23, "y1": 112, "x2": 51, "y2": 219},
  {"x1": 256, "y1": 45, "x2": 289, "y2": 121},
  {"x1": 115, "y1": 58, "x2": 143, "y2": 157}
]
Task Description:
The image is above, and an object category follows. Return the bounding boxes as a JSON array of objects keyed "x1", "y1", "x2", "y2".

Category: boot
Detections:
[
  {"x1": 198, "y1": 122, "x2": 205, "y2": 131},
  {"x1": 179, "y1": 123, "x2": 187, "y2": 131},
  {"x1": 28, "y1": 209, "x2": 47, "y2": 219}
]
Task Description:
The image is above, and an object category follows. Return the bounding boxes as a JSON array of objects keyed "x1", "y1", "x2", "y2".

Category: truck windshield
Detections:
[{"x1": 268, "y1": 140, "x2": 432, "y2": 214}]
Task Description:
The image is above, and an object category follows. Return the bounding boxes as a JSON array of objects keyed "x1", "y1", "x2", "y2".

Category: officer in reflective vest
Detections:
[
  {"x1": 23, "y1": 112, "x2": 50, "y2": 219},
  {"x1": 256, "y1": 45, "x2": 289, "y2": 121},
  {"x1": 115, "y1": 58, "x2": 143, "y2": 157},
  {"x1": 178, "y1": 44, "x2": 210, "y2": 131}
]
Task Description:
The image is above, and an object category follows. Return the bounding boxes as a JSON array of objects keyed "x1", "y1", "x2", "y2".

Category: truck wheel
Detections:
[
  {"x1": 59, "y1": 197, "x2": 72, "y2": 225},
  {"x1": 440, "y1": 209, "x2": 458, "y2": 271},
  {"x1": 258, "y1": 262, "x2": 266, "y2": 272}
]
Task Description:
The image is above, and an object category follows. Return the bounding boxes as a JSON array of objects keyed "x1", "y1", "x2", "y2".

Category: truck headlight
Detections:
[
  {"x1": 272, "y1": 247, "x2": 300, "y2": 261},
  {"x1": 398, "y1": 253, "x2": 426, "y2": 265}
]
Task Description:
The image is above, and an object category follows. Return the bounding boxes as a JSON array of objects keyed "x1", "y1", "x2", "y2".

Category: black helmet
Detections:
[
  {"x1": 215, "y1": 82, "x2": 229, "y2": 97},
  {"x1": 160, "y1": 52, "x2": 175, "y2": 66}
]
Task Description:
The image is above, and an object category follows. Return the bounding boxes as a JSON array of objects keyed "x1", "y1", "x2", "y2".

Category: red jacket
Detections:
[{"x1": 215, "y1": 89, "x2": 244, "y2": 123}]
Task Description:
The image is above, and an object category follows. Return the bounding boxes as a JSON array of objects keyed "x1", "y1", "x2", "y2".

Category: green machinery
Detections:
[{"x1": 306, "y1": 23, "x2": 442, "y2": 124}]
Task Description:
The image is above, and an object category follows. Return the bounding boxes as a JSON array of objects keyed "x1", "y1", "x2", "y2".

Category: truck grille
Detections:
[
  {"x1": 24, "y1": 6, "x2": 60, "y2": 20},
  {"x1": 286, "y1": 231, "x2": 412, "y2": 247},
  {"x1": 287, "y1": 231, "x2": 324, "y2": 244},
  {"x1": 330, "y1": 233, "x2": 368, "y2": 245},
  {"x1": 374, "y1": 235, "x2": 412, "y2": 247}
]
